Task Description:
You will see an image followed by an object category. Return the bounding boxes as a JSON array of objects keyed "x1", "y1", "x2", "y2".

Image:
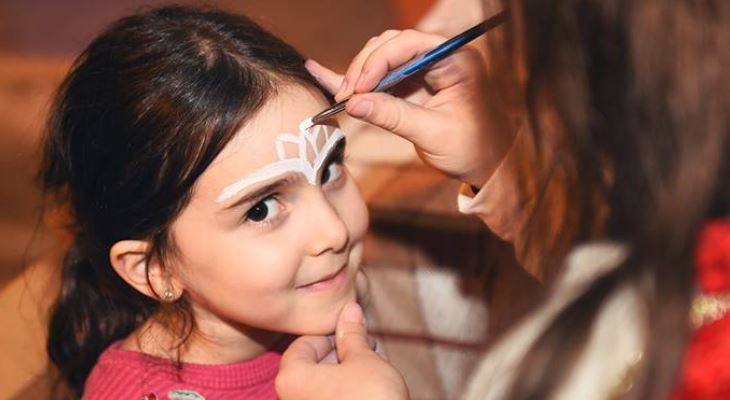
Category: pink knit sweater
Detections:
[{"x1": 83, "y1": 341, "x2": 280, "y2": 399}]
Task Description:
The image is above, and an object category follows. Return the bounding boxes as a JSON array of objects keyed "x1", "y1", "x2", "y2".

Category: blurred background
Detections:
[{"x1": 0, "y1": 1, "x2": 540, "y2": 399}]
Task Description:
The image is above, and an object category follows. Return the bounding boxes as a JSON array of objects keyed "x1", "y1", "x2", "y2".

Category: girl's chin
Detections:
[
  {"x1": 295, "y1": 301, "x2": 361, "y2": 336},
  {"x1": 285, "y1": 318, "x2": 338, "y2": 336}
]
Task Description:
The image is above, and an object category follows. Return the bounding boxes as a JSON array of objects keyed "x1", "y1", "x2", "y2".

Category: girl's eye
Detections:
[
  {"x1": 321, "y1": 162, "x2": 343, "y2": 185},
  {"x1": 246, "y1": 196, "x2": 281, "y2": 223}
]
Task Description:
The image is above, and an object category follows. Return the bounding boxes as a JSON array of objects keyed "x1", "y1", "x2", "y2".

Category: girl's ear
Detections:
[{"x1": 109, "y1": 240, "x2": 184, "y2": 302}]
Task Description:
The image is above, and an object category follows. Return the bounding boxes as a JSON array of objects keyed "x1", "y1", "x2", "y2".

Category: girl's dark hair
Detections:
[
  {"x1": 41, "y1": 5, "x2": 328, "y2": 396},
  {"x1": 506, "y1": 0, "x2": 729, "y2": 398}
]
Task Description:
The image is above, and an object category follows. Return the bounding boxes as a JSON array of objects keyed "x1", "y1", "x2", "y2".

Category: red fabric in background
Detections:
[{"x1": 672, "y1": 219, "x2": 730, "y2": 400}]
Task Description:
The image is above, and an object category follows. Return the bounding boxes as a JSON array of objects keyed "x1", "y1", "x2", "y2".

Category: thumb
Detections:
[
  {"x1": 281, "y1": 335, "x2": 336, "y2": 367},
  {"x1": 277, "y1": 335, "x2": 336, "y2": 400},
  {"x1": 345, "y1": 92, "x2": 443, "y2": 145},
  {"x1": 335, "y1": 302, "x2": 372, "y2": 363}
]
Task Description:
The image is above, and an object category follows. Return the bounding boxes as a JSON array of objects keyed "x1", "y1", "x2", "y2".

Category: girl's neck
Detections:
[{"x1": 122, "y1": 312, "x2": 284, "y2": 364}]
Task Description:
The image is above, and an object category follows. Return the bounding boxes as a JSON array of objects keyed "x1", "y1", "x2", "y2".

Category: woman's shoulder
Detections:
[{"x1": 463, "y1": 241, "x2": 645, "y2": 400}]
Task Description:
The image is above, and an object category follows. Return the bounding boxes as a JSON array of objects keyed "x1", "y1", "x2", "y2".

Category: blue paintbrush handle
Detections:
[
  {"x1": 373, "y1": 11, "x2": 508, "y2": 92},
  {"x1": 373, "y1": 25, "x2": 482, "y2": 92},
  {"x1": 308, "y1": 10, "x2": 509, "y2": 126}
]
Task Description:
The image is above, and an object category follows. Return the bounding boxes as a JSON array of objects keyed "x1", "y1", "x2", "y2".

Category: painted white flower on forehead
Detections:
[{"x1": 216, "y1": 118, "x2": 344, "y2": 203}]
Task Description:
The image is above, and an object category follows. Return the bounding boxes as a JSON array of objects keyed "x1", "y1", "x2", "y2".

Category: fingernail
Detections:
[
  {"x1": 348, "y1": 99, "x2": 373, "y2": 118},
  {"x1": 304, "y1": 59, "x2": 318, "y2": 74},
  {"x1": 305, "y1": 71, "x2": 320, "y2": 83},
  {"x1": 342, "y1": 303, "x2": 363, "y2": 323}
]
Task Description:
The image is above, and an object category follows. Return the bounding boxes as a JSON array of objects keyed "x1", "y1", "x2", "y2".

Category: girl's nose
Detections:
[{"x1": 305, "y1": 191, "x2": 349, "y2": 256}]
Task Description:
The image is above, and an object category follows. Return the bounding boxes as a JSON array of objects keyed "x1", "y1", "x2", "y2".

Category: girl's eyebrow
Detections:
[
  {"x1": 221, "y1": 138, "x2": 346, "y2": 212},
  {"x1": 220, "y1": 174, "x2": 299, "y2": 212},
  {"x1": 216, "y1": 126, "x2": 346, "y2": 207},
  {"x1": 324, "y1": 137, "x2": 347, "y2": 165}
]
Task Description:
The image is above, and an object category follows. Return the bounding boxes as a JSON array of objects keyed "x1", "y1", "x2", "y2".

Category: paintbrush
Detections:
[{"x1": 304, "y1": 10, "x2": 509, "y2": 129}]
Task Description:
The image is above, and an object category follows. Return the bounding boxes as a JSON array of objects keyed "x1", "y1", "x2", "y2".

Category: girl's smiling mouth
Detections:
[{"x1": 296, "y1": 264, "x2": 349, "y2": 291}]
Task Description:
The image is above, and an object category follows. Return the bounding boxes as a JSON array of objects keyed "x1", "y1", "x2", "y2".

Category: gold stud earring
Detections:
[{"x1": 162, "y1": 289, "x2": 175, "y2": 301}]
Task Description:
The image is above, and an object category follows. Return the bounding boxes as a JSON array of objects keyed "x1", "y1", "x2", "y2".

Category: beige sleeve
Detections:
[{"x1": 457, "y1": 122, "x2": 536, "y2": 243}]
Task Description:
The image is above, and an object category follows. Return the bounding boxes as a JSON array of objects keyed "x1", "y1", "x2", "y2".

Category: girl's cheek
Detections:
[{"x1": 268, "y1": 237, "x2": 305, "y2": 283}]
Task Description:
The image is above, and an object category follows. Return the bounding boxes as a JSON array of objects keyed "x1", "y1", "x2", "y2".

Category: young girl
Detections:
[{"x1": 41, "y1": 6, "x2": 368, "y2": 399}]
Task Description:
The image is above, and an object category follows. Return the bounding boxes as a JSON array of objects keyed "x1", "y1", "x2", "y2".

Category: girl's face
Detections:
[{"x1": 170, "y1": 85, "x2": 369, "y2": 338}]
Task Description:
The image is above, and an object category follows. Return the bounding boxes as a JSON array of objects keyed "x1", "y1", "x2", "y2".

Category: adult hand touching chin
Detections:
[
  {"x1": 276, "y1": 303, "x2": 409, "y2": 400},
  {"x1": 304, "y1": 28, "x2": 518, "y2": 189}
]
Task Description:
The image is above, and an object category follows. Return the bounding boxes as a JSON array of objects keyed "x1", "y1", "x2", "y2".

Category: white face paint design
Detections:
[{"x1": 215, "y1": 119, "x2": 344, "y2": 203}]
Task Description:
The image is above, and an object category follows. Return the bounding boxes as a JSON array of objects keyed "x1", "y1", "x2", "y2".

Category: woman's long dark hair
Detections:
[
  {"x1": 505, "y1": 0, "x2": 729, "y2": 398},
  {"x1": 40, "y1": 6, "x2": 328, "y2": 397}
]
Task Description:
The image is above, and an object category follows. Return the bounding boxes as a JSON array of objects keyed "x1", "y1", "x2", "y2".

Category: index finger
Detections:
[
  {"x1": 337, "y1": 30, "x2": 401, "y2": 100},
  {"x1": 353, "y1": 30, "x2": 446, "y2": 93}
]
